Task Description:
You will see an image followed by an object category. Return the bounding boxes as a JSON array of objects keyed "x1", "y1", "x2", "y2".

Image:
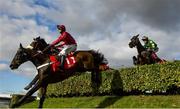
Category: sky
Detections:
[{"x1": 0, "y1": 0, "x2": 180, "y2": 94}]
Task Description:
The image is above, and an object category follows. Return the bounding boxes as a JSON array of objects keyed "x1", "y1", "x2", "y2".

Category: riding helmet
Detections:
[
  {"x1": 57, "y1": 25, "x2": 66, "y2": 32},
  {"x1": 142, "y1": 36, "x2": 148, "y2": 41}
]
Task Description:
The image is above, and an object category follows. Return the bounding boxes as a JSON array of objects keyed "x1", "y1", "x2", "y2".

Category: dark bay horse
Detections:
[
  {"x1": 9, "y1": 42, "x2": 109, "y2": 108},
  {"x1": 128, "y1": 34, "x2": 156, "y2": 65}
]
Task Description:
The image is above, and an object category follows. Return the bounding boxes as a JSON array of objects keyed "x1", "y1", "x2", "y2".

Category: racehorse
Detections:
[
  {"x1": 9, "y1": 39, "x2": 109, "y2": 108},
  {"x1": 128, "y1": 34, "x2": 159, "y2": 65},
  {"x1": 24, "y1": 36, "x2": 109, "y2": 90}
]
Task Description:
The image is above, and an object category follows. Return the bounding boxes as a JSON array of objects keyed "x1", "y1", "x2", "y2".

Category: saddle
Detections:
[{"x1": 49, "y1": 51, "x2": 76, "y2": 72}]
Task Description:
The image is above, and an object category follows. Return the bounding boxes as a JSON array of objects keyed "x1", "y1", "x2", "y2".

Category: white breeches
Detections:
[{"x1": 58, "y1": 44, "x2": 77, "y2": 56}]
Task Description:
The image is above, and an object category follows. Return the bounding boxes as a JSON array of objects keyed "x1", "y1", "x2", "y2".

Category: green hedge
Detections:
[
  {"x1": 120, "y1": 62, "x2": 180, "y2": 93},
  {"x1": 46, "y1": 61, "x2": 180, "y2": 97}
]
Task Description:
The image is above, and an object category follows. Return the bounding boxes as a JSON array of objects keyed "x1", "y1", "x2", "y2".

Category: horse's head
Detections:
[
  {"x1": 10, "y1": 44, "x2": 30, "y2": 70},
  {"x1": 30, "y1": 36, "x2": 48, "y2": 51},
  {"x1": 128, "y1": 34, "x2": 140, "y2": 48}
]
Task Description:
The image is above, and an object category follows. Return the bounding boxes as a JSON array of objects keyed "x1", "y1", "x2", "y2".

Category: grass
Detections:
[{"x1": 20, "y1": 95, "x2": 180, "y2": 108}]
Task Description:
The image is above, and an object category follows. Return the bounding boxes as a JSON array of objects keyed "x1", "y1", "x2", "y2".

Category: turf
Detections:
[{"x1": 20, "y1": 95, "x2": 180, "y2": 108}]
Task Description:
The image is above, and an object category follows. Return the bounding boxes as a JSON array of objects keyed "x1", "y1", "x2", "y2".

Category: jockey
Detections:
[
  {"x1": 50, "y1": 25, "x2": 77, "y2": 69},
  {"x1": 142, "y1": 36, "x2": 160, "y2": 62}
]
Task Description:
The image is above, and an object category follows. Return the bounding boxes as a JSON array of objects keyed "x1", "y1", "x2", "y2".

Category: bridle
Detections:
[
  {"x1": 29, "y1": 40, "x2": 45, "y2": 57},
  {"x1": 26, "y1": 44, "x2": 43, "y2": 57}
]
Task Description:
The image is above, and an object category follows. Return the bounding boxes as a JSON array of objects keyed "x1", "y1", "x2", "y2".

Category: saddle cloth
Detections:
[{"x1": 49, "y1": 53, "x2": 76, "y2": 72}]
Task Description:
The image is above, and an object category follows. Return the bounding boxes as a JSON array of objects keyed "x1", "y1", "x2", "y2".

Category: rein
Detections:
[
  {"x1": 32, "y1": 50, "x2": 43, "y2": 57},
  {"x1": 26, "y1": 45, "x2": 54, "y2": 70}
]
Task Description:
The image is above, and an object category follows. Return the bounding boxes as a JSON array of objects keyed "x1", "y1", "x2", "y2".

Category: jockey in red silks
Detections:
[{"x1": 50, "y1": 25, "x2": 77, "y2": 69}]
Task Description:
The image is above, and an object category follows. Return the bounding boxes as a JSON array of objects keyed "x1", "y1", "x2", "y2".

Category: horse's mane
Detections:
[
  {"x1": 25, "y1": 46, "x2": 48, "y2": 59},
  {"x1": 34, "y1": 36, "x2": 48, "y2": 47}
]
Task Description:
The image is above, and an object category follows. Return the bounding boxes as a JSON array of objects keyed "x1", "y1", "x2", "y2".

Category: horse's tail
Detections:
[
  {"x1": 158, "y1": 58, "x2": 167, "y2": 64},
  {"x1": 89, "y1": 50, "x2": 109, "y2": 71}
]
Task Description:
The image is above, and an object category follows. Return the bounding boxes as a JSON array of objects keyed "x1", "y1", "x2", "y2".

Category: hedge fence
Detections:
[{"x1": 46, "y1": 61, "x2": 180, "y2": 97}]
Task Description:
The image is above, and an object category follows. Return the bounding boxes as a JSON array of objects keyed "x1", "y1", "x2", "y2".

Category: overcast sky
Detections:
[{"x1": 0, "y1": 0, "x2": 180, "y2": 93}]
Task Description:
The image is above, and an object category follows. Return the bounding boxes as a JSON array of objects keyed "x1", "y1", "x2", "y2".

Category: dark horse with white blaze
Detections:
[
  {"x1": 9, "y1": 38, "x2": 109, "y2": 108},
  {"x1": 128, "y1": 34, "x2": 164, "y2": 65}
]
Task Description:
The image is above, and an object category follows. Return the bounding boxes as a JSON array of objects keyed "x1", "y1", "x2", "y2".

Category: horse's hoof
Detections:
[
  {"x1": 133, "y1": 56, "x2": 136, "y2": 59},
  {"x1": 24, "y1": 85, "x2": 32, "y2": 90}
]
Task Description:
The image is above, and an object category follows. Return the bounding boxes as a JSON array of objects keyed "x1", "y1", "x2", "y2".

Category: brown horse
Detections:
[
  {"x1": 24, "y1": 36, "x2": 109, "y2": 90},
  {"x1": 9, "y1": 41, "x2": 109, "y2": 108}
]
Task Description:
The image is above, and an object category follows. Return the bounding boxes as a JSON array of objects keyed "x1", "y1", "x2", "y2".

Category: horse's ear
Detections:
[
  {"x1": 136, "y1": 34, "x2": 139, "y2": 37},
  {"x1": 134, "y1": 34, "x2": 139, "y2": 39},
  {"x1": 20, "y1": 43, "x2": 23, "y2": 49}
]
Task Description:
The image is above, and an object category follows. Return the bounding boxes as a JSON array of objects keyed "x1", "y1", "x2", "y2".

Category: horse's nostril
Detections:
[
  {"x1": 9, "y1": 64, "x2": 16, "y2": 69},
  {"x1": 9, "y1": 64, "x2": 13, "y2": 69}
]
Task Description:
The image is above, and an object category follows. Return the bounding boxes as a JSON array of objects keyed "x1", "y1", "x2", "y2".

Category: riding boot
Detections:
[{"x1": 59, "y1": 55, "x2": 66, "y2": 69}]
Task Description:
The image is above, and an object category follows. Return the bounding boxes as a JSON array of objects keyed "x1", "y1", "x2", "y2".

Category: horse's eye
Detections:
[{"x1": 18, "y1": 50, "x2": 22, "y2": 54}]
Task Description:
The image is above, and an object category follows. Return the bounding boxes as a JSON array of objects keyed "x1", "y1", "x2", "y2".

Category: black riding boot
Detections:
[{"x1": 59, "y1": 55, "x2": 66, "y2": 69}]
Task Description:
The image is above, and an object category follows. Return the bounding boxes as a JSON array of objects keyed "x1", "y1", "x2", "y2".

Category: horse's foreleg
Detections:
[
  {"x1": 38, "y1": 84, "x2": 48, "y2": 108},
  {"x1": 133, "y1": 56, "x2": 138, "y2": 65},
  {"x1": 24, "y1": 74, "x2": 39, "y2": 90},
  {"x1": 11, "y1": 81, "x2": 41, "y2": 108}
]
